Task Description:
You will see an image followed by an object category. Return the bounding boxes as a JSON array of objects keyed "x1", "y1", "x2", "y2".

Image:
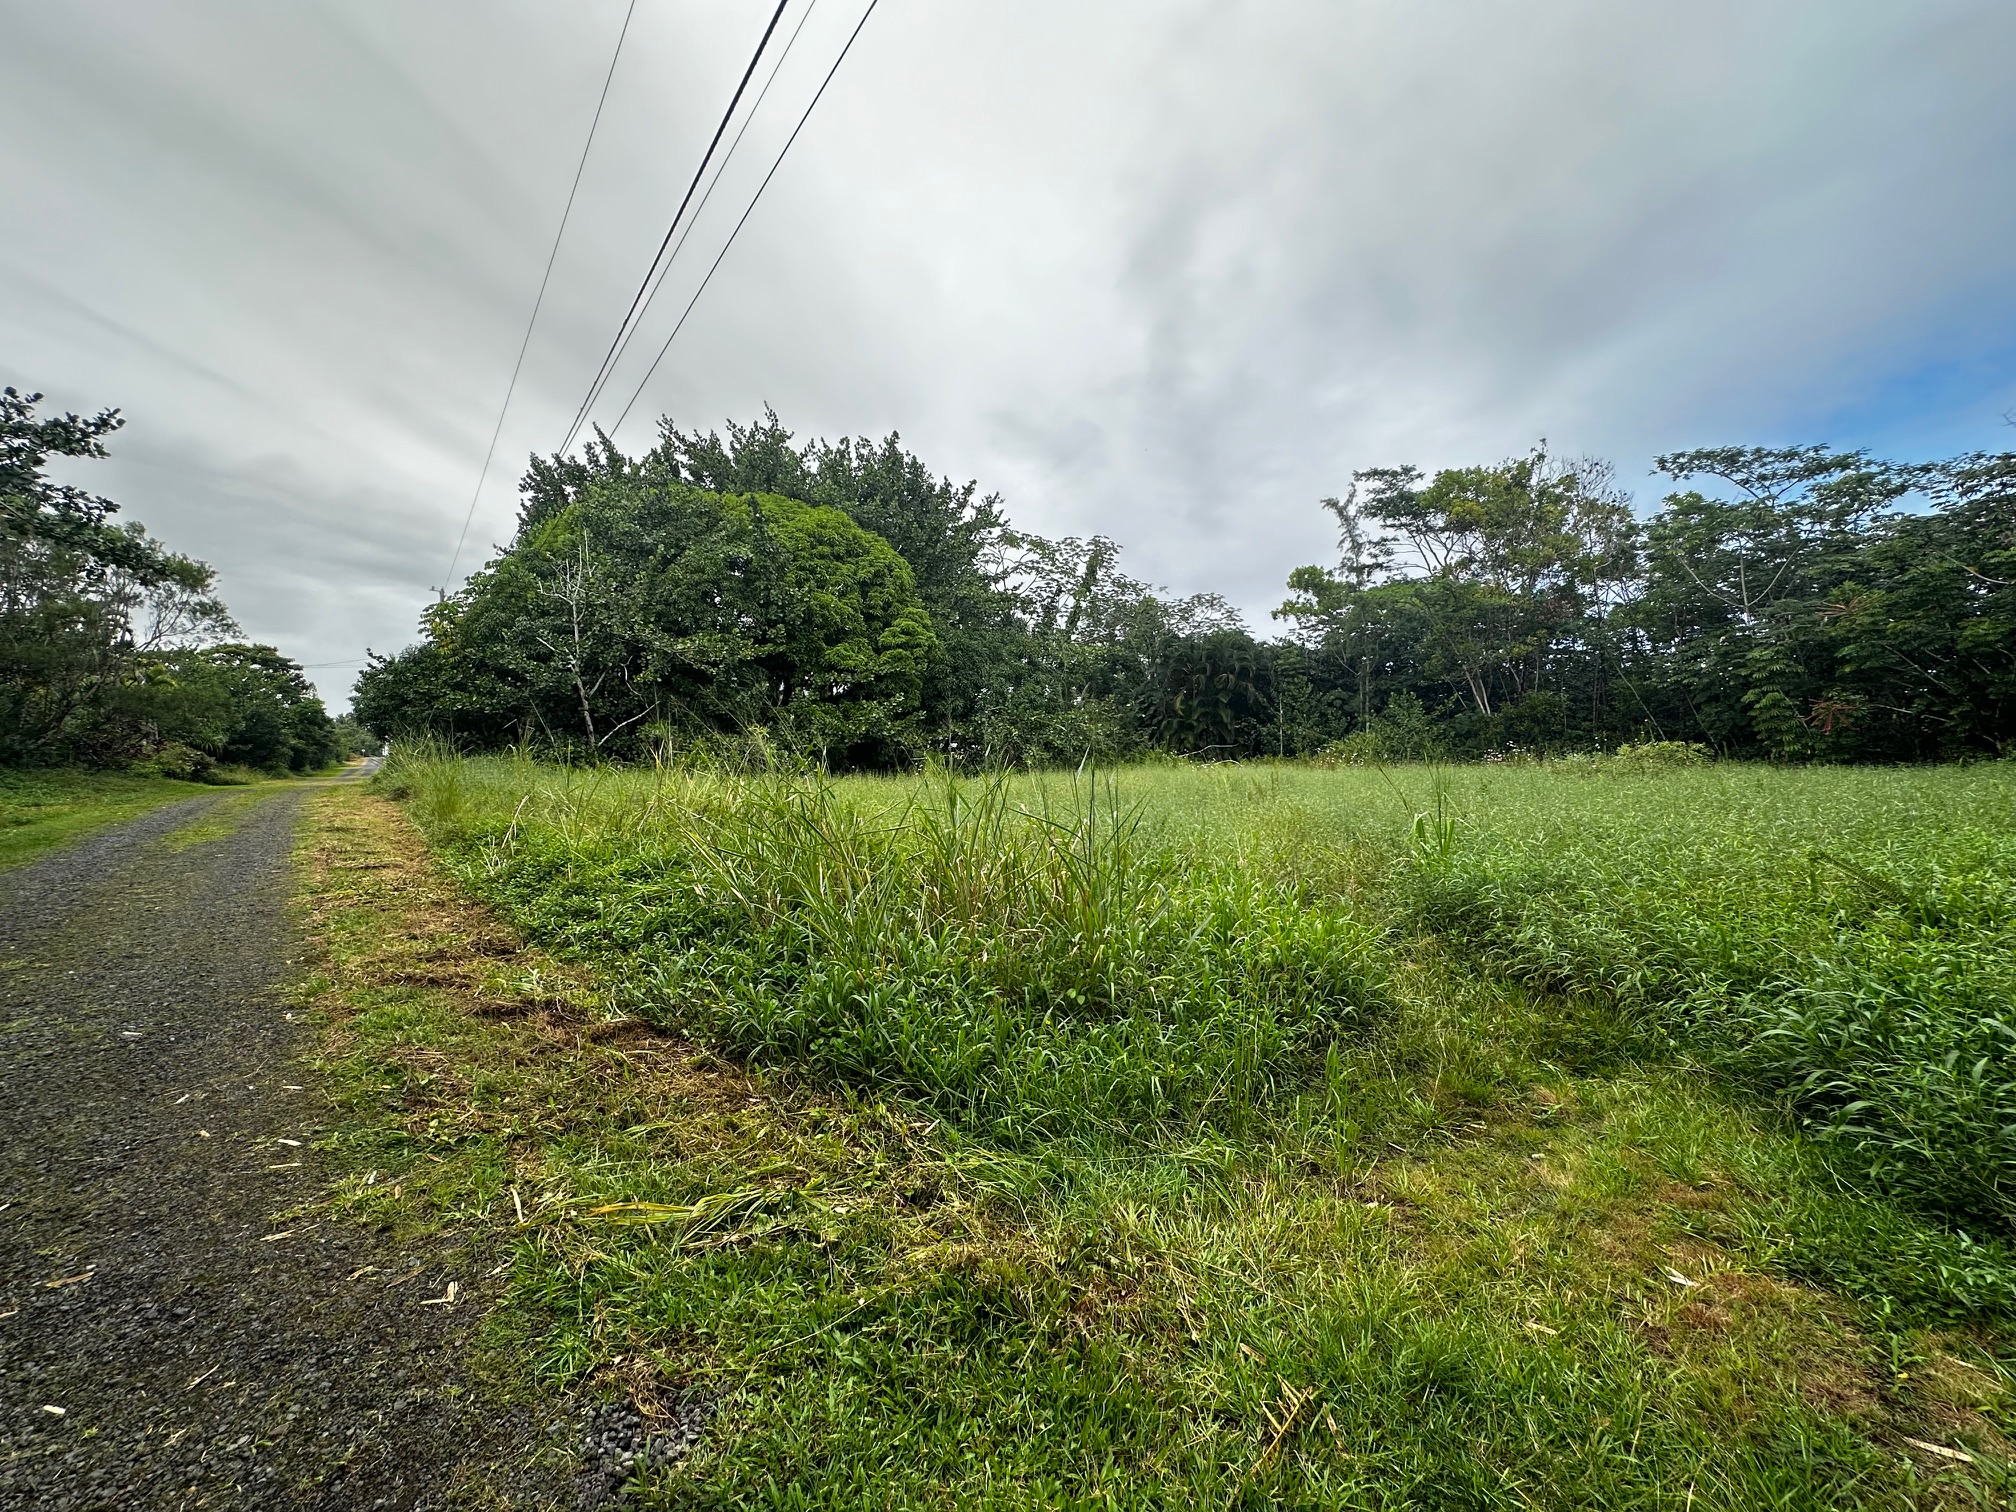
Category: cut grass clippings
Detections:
[{"x1": 295, "y1": 765, "x2": 2016, "y2": 1508}]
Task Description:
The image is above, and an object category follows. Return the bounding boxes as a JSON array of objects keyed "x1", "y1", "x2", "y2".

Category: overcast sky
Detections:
[{"x1": 4, "y1": 0, "x2": 2013, "y2": 709}]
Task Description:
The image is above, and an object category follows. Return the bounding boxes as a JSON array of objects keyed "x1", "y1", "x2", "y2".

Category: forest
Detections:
[
  {"x1": 1, "y1": 386, "x2": 352, "y2": 777},
  {"x1": 9, "y1": 377, "x2": 2010, "y2": 778},
  {"x1": 354, "y1": 410, "x2": 2016, "y2": 768}
]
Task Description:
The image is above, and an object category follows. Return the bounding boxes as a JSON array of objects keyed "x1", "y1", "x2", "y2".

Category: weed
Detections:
[{"x1": 324, "y1": 753, "x2": 2016, "y2": 1505}]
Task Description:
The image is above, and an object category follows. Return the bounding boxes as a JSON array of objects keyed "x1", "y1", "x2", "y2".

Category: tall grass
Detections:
[
  {"x1": 381, "y1": 748, "x2": 2016, "y2": 1227},
  {"x1": 357, "y1": 751, "x2": 2016, "y2": 1502},
  {"x1": 907, "y1": 759, "x2": 2016, "y2": 1229},
  {"x1": 1390, "y1": 766, "x2": 2016, "y2": 1226},
  {"x1": 386, "y1": 751, "x2": 1388, "y2": 1142}
]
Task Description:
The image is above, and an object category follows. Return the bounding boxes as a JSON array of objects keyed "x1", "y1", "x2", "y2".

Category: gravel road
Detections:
[{"x1": 0, "y1": 773, "x2": 556, "y2": 1509}]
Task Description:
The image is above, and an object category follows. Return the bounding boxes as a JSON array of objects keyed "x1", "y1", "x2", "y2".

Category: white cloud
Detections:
[{"x1": 4, "y1": 0, "x2": 2012, "y2": 706}]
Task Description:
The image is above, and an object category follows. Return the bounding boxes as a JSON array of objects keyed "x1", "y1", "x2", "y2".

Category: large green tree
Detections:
[
  {"x1": 374, "y1": 409, "x2": 2014, "y2": 770},
  {"x1": 1627, "y1": 447, "x2": 2015, "y2": 759},
  {"x1": 0, "y1": 386, "x2": 331, "y2": 769},
  {"x1": 1277, "y1": 442, "x2": 2015, "y2": 762},
  {"x1": 1276, "y1": 450, "x2": 1640, "y2": 752},
  {"x1": 358, "y1": 469, "x2": 939, "y2": 767},
  {"x1": 515, "y1": 410, "x2": 1015, "y2": 742}
]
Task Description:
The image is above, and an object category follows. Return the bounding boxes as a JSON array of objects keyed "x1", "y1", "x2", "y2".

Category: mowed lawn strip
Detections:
[
  {"x1": 296, "y1": 761, "x2": 2016, "y2": 1507},
  {"x1": 0, "y1": 767, "x2": 218, "y2": 870}
]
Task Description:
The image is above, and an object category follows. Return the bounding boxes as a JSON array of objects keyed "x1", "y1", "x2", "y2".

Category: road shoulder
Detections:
[{"x1": 297, "y1": 782, "x2": 829, "y2": 1504}]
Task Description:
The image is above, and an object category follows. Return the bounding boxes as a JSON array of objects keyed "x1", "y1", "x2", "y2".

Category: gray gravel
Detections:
[
  {"x1": 575, "y1": 1399, "x2": 711, "y2": 1509},
  {"x1": 0, "y1": 776, "x2": 571, "y2": 1509}
]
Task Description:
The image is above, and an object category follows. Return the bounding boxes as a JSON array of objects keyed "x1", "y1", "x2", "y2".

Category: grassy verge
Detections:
[
  {"x1": 0, "y1": 767, "x2": 218, "y2": 870},
  {"x1": 297, "y1": 763, "x2": 2016, "y2": 1507}
]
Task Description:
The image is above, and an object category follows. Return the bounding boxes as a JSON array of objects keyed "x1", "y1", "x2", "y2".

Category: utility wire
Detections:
[
  {"x1": 609, "y1": 0, "x2": 880, "y2": 440},
  {"x1": 579, "y1": 0, "x2": 822, "y2": 433},
  {"x1": 445, "y1": 0, "x2": 638, "y2": 592},
  {"x1": 559, "y1": 0, "x2": 791, "y2": 454}
]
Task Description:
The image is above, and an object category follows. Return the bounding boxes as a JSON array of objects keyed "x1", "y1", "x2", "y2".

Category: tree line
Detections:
[
  {"x1": 2, "y1": 386, "x2": 353, "y2": 776},
  {"x1": 355, "y1": 410, "x2": 2014, "y2": 767}
]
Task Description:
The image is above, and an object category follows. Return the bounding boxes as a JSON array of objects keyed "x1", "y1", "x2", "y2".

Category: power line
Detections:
[
  {"x1": 579, "y1": 0, "x2": 822, "y2": 433},
  {"x1": 559, "y1": 0, "x2": 792, "y2": 455},
  {"x1": 608, "y1": 0, "x2": 881, "y2": 440},
  {"x1": 445, "y1": 0, "x2": 639, "y2": 592}
]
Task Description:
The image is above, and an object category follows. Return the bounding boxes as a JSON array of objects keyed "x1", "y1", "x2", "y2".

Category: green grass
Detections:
[
  {"x1": 307, "y1": 754, "x2": 2016, "y2": 1507},
  {"x1": 1387, "y1": 765, "x2": 2016, "y2": 1229},
  {"x1": 455, "y1": 767, "x2": 1388, "y2": 1144},
  {"x1": 0, "y1": 767, "x2": 215, "y2": 870}
]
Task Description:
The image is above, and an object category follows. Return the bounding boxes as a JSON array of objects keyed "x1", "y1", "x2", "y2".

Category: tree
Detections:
[
  {"x1": 1624, "y1": 446, "x2": 1988, "y2": 759},
  {"x1": 1278, "y1": 448, "x2": 1640, "y2": 750},
  {"x1": 358, "y1": 466, "x2": 940, "y2": 768},
  {"x1": 1273, "y1": 440, "x2": 2014, "y2": 762},
  {"x1": 1137, "y1": 628, "x2": 1271, "y2": 756},
  {"x1": 1, "y1": 386, "x2": 236, "y2": 765},
  {"x1": 381, "y1": 408, "x2": 2016, "y2": 770},
  {"x1": 121, "y1": 643, "x2": 342, "y2": 773},
  {"x1": 509, "y1": 410, "x2": 1021, "y2": 749}
]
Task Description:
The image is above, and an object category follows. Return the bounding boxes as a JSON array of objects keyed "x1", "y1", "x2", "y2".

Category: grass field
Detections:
[
  {"x1": 0, "y1": 768, "x2": 214, "y2": 870},
  {"x1": 309, "y1": 752, "x2": 2016, "y2": 1507}
]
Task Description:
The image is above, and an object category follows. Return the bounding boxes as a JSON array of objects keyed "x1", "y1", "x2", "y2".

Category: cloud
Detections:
[{"x1": 3, "y1": 0, "x2": 2012, "y2": 705}]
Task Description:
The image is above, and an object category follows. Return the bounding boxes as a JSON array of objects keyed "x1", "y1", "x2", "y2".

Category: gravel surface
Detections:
[
  {"x1": 0, "y1": 772, "x2": 567, "y2": 1509},
  {"x1": 575, "y1": 1399, "x2": 712, "y2": 1509}
]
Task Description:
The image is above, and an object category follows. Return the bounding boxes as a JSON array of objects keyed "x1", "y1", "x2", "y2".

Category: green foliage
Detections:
[
  {"x1": 1, "y1": 384, "x2": 334, "y2": 772},
  {"x1": 358, "y1": 479, "x2": 938, "y2": 767},
  {"x1": 131, "y1": 643, "x2": 343, "y2": 773},
  {"x1": 366, "y1": 410, "x2": 2015, "y2": 769},
  {"x1": 517, "y1": 411, "x2": 1015, "y2": 739},
  {"x1": 1367, "y1": 691, "x2": 1441, "y2": 761},
  {"x1": 1298, "y1": 449, "x2": 1639, "y2": 730},
  {"x1": 392, "y1": 753, "x2": 1388, "y2": 1141},
  {"x1": 1542, "y1": 741, "x2": 1713, "y2": 775},
  {"x1": 383, "y1": 752, "x2": 2016, "y2": 1253},
  {"x1": 1624, "y1": 448, "x2": 2015, "y2": 761},
  {"x1": 354, "y1": 755, "x2": 2016, "y2": 1503},
  {"x1": 376, "y1": 416, "x2": 1326, "y2": 771},
  {"x1": 329, "y1": 713, "x2": 378, "y2": 758},
  {"x1": 1278, "y1": 443, "x2": 2015, "y2": 764},
  {"x1": 1396, "y1": 764, "x2": 2016, "y2": 1227}
]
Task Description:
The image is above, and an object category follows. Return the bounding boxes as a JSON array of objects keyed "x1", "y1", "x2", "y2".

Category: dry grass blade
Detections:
[{"x1": 1900, "y1": 1436, "x2": 1974, "y2": 1464}]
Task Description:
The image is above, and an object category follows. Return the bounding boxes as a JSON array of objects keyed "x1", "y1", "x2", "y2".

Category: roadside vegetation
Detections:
[
  {"x1": 2, "y1": 384, "x2": 353, "y2": 775},
  {"x1": 354, "y1": 413, "x2": 2015, "y2": 769},
  {"x1": 0, "y1": 766, "x2": 214, "y2": 869},
  {"x1": 297, "y1": 748, "x2": 2016, "y2": 1507},
  {"x1": 19, "y1": 368, "x2": 2010, "y2": 1501}
]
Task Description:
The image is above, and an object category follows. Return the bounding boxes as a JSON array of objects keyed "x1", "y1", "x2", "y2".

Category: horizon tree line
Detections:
[
  {"x1": 6, "y1": 379, "x2": 2008, "y2": 773},
  {"x1": 354, "y1": 409, "x2": 2015, "y2": 767}
]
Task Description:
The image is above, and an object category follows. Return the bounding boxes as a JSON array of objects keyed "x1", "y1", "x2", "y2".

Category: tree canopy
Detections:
[
  {"x1": 357, "y1": 467, "x2": 939, "y2": 767},
  {"x1": 356, "y1": 417, "x2": 2016, "y2": 768},
  {"x1": 1278, "y1": 445, "x2": 2015, "y2": 762},
  {"x1": 15, "y1": 375, "x2": 2002, "y2": 777},
  {"x1": 0, "y1": 385, "x2": 340, "y2": 773}
]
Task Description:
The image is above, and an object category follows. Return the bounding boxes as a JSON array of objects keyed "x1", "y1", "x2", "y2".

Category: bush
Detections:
[
  {"x1": 126, "y1": 742, "x2": 255, "y2": 785},
  {"x1": 1549, "y1": 740, "x2": 1712, "y2": 775},
  {"x1": 131, "y1": 742, "x2": 216, "y2": 782},
  {"x1": 1608, "y1": 740, "x2": 1711, "y2": 769}
]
